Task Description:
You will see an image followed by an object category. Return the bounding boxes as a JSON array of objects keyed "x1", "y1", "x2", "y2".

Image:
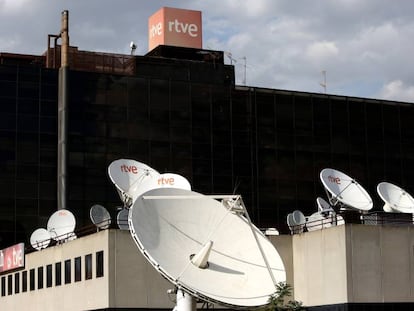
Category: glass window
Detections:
[
  {"x1": 22, "y1": 271, "x2": 27, "y2": 292},
  {"x1": 14, "y1": 273, "x2": 20, "y2": 294},
  {"x1": 75, "y1": 257, "x2": 81, "y2": 282},
  {"x1": 64, "y1": 259, "x2": 71, "y2": 284},
  {"x1": 30, "y1": 269, "x2": 35, "y2": 291},
  {"x1": 38, "y1": 266, "x2": 43, "y2": 289},
  {"x1": 46, "y1": 264, "x2": 52, "y2": 288},
  {"x1": 85, "y1": 254, "x2": 92, "y2": 280},
  {"x1": 55, "y1": 262, "x2": 61, "y2": 286},
  {"x1": 7, "y1": 275, "x2": 12, "y2": 295},
  {"x1": 96, "y1": 251, "x2": 104, "y2": 278},
  {"x1": 1, "y1": 276, "x2": 5, "y2": 296}
]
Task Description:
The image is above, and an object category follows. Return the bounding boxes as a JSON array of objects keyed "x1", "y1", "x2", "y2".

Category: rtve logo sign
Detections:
[
  {"x1": 150, "y1": 19, "x2": 199, "y2": 38},
  {"x1": 148, "y1": 7, "x2": 202, "y2": 51}
]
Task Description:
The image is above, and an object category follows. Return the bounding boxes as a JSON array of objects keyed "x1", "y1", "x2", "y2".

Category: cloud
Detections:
[
  {"x1": 379, "y1": 80, "x2": 414, "y2": 102},
  {"x1": 305, "y1": 41, "x2": 339, "y2": 65}
]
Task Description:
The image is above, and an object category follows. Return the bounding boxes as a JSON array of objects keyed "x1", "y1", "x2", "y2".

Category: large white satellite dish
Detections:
[
  {"x1": 47, "y1": 209, "x2": 76, "y2": 242},
  {"x1": 377, "y1": 182, "x2": 414, "y2": 213},
  {"x1": 30, "y1": 228, "x2": 51, "y2": 250},
  {"x1": 128, "y1": 188, "x2": 286, "y2": 308},
  {"x1": 90, "y1": 204, "x2": 111, "y2": 230},
  {"x1": 108, "y1": 159, "x2": 160, "y2": 207},
  {"x1": 320, "y1": 168, "x2": 373, "y2": 211}
]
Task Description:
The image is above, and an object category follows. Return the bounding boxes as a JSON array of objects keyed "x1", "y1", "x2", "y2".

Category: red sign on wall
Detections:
[
  {"x1": 0, "y1": 243, "x2": 25, "y2": 273},
  {"x1": 148, "y1": 7, "x2": 202, "y2": 51}
]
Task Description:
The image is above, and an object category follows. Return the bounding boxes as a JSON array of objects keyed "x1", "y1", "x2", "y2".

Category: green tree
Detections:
[{"x1": 264, "y1": 282, "x2": 305, "y2": 311}]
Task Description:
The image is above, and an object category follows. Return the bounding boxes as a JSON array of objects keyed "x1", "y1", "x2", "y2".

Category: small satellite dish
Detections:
[
  {"x1": 108, "y1": 159, "x2": 160, "y2": 207},
  {"x1": 156, "y1": 173, "x2": 192, "y2": 190},
  {"x1": 320, "y1": 168, "x2": 373, "y2": 211},
  {"x1": 316, "y1": 197, "x2": 334, "y2": 213},
  {"x1": 292, "y1": 210, "x2": 306, "y2": 225},
  {"x1": 90, "y1": 204, "x2": 111, "y2": 230},
  {"x1": 47, "y1": 209, "x2": 76, "y2": 242},
  {"x1": 116, "y1": 208, "x2": 129, "y2": 230},
  {"x1": 129, "y1": 188, "x2": 286, "y2": 308},
  {"x1": 287, "y1": 211, "x2": 305, "y2": 234},
  {"x1": 377, "y1": 182, "x2": 414, "y2": 213},
  {"x1": 30, "y1": 228, "x2": 51, "y2": 250}
]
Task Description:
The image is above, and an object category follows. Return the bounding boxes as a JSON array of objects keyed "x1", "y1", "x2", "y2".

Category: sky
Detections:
[{"x1": 1, "y1": 0, "x2": 413, "y2": 102}]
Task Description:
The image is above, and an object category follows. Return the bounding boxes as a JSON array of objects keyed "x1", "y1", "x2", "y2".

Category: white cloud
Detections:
[
  {"x1": 305, "y1": 41, "x2": 339, "y2": 65},
  {"x1": 0, "y1": 0, "x2": 30, "y2": 12},
  {"x1": 379, "y1": 80, "x2": 414, "y2": 102}
]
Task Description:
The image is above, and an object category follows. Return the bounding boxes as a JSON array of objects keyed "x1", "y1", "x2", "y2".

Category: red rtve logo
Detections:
[{"x1": 120, "y1": 165, "x2": 138, "y2": 174}]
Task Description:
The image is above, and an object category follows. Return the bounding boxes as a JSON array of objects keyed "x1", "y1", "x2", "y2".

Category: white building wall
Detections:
[{"x1": 0, "y1": 229, "x2": 174, "y2": 310}]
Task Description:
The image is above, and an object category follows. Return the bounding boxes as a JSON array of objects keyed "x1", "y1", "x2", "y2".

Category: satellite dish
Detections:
[
  {"x1": 108, "y1": 159, "x2": 160, "y2": 208},
  {"x1": 116, "y1": 208, "x2": 129, "y2": 230},
  {"x1": 90, "y1": 204, "x2": 111, "y2": 230},
  {"x1": 47, "y1": 209, "x2": 76, "y2": 242},
  {"x1": 320, "y1": 168, "x2": 373, "y2": 211},
  {"x1": 316, "y1": 197, "x2": 334, "y2": 213},
  {"x1": 377, "y1": 182, "x2": 414, "y2": 213},
  {"x1": 128, "y1": 188, "x2": 286, "y2": 308},
  {"x1": 156, "y1": 173, "x2": 192, "y2": 190},
  {"x1": 292, "y1": 210, "x2": 306, "y2": 225},
  {"x1": 30, "y1": 228, "x2": 51, "y2": 250},
  {"x1": 287, "y1": 211, "x2": 305, "y2": 234}
]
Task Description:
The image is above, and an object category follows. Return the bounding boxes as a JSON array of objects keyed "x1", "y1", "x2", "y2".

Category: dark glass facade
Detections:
[{"x1": 1, "y1": 48, "x2": 414, "y2": 248}]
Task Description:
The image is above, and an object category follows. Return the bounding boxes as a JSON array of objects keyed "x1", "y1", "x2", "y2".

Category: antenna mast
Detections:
[
  {"x1": 320, "y1": 70, "x2": 327, "y2": 93},
  {"x1": 241, "y1": 56, "x2": 247, "y2": 85}
]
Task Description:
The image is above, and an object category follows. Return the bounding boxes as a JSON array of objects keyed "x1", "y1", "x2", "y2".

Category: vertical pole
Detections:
[
  {"x1": 58, "y1": 10, "x2": 69, "y2": 210},
  {"x1": 176, "y1": 289, "x2": 196, "y2": 311}
]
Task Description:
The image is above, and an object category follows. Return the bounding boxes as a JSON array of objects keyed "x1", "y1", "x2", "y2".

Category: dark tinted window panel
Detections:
[
  {"x1": 75, "y1": 256, "x2": 81, "y2": 282},
  {"x1": 85, "y1": 254, "x2": 92, "y2": 280},
  {"x1": 96, "y1": 251, "x2": 104, "y2": 278},
  {"x1": 55, "y1": 262, "x2": 61, "y2": 286},
  {"x1": 46, "y1": 264, "x2": 52, "y2": 288},
  {"x1": 29, "y1": 268, "x2": 35, "y2": 291},
  {"x1": 7, "y1": 275, "x2": 12, "y2": 295},
  {"x1": 14, "y1": 272, "x2": 19, "y2": 294},
  {"x1": 1, "y1": 276, "x2": 5, "y2": 296},
  {"x1": 22, "y1": 271, "x2": 27, "y2": 292},
  {"x1": 64, "y1": 259, "x2": 71, "y2": 284},
  {"x1": 37, "y1": 266, "x2": 43, "y2": 289}
]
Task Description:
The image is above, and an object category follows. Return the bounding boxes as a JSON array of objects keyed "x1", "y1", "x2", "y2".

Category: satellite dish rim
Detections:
[
  {"x1": 116, "y1": 208, "x2": 129, "y2": 230},
  {"x1": 128, "y1": 188, "x2": 286, "y2": 308},
  {"x1": 320, "y1": 168, "x2": 373, "y2": 211},
  {"x1": 30, "y1": 228, "x2": 51, "y2": 250},
  {"x1": 47, "y1": 209, "x2": 76, "y2": 241},
  {"x1": 377, "y1": 181, "x2": 414, "y2": 213},
  {"x1": 90, "y1": 204, "x2": 111, "y2": 229}
]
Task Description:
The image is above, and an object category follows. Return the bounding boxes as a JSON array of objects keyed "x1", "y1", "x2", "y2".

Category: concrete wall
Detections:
[
  {"x1": 292, "y1": 224, "x2": 414, "y2": 307},
  {"x1": 292, "y1": 225, "x2": 348, "y2": 307},
  {"x1": 347, "y1": 224, "x2": 414, "y2": 303},
  {"x1": 108, "y1": 229, "x2": 174, "y2": 308}
]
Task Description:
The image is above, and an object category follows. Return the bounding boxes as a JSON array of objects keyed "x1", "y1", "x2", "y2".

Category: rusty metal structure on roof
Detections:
[{"x1": 44, "y1": 45, "x2": 136, "y2": 75}]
